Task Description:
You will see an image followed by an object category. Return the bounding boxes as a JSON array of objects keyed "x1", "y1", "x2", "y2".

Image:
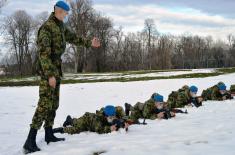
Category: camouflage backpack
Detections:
[{"x1": 167, "y1": 85, "x2": 189, "y2": 109}]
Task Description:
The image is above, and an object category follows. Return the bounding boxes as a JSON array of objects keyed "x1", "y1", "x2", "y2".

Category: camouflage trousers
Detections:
[
  {"x1": 63, "y1": 117, "x2": 85, "y2": 135},
  {"x1": 30, "y1": 78, "x2": 60, "y2": 129},
  {"x1": 129, "y1": 102, "x2": 144, "y2": 122}
]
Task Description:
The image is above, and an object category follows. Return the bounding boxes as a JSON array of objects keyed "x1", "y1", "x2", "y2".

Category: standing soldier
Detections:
[
  {"x1": 23, "y1": 1, "x2": 100, "y2": 153},
  {"x1": 52, "y1": 105, "x2": 129, "y2": 135}
]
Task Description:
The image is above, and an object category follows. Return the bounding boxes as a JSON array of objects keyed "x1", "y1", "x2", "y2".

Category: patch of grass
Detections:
[
  {"x1": 217, "y1": 67, "x2": 235, "y2": 74},
  {"x1": 0, "y1": 67, "x2": 235, "y2": 87}
]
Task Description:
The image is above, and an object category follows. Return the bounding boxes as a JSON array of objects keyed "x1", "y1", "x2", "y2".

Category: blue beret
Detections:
[
  {"x1": 55, "y1": 1, "x2": 70, "y2": 12},
  {"x1": 190, "y1": 86, "x2": 198, "y2": 93},
  {"x1": 104, "y1": 105, "x2": 116, "y2": 116},
  {"x1": 218, "y1": 84, "x2": 226, "y2": 91},
  {"x1": 153, "y1": 94, "x2": 164, "y2": 103}
]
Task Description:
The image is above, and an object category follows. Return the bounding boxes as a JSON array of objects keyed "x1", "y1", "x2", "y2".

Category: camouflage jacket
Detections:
[
  {"x1": 201, "y1": 82, "x2": 232, "y2": 101},
  {"x1": 142, "y1": 98, "x2": 158, "y2": 120},
  {"x1": 63, "y1": 112, "x2": 111, "y2": 135},
  {"x1": 37, "y1": 12, "x2": 91, "y2": 79},
  {"x1": 167, "y1": 85, "x2": 192, "y2": 109},
  {"x1": 130, "y1": 93, "x2": 167, "y2": 120}
]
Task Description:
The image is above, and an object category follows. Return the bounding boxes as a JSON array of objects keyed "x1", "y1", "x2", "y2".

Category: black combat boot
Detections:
[
  {"x1": 63, "y1": 115, "x2": 73, "y2": 127},
  {"x1": 125, "y1": 103, "x2": 132, "y2": 116},
  {"x1": 52, "y1": 127, "x2": 64, "y2": 134},
  {"x1": 23, "y1": 128, "x2": 41, "y2": 154},
  {"x1": 45, "y1": 127, "x2": 65, "y2": 144}
]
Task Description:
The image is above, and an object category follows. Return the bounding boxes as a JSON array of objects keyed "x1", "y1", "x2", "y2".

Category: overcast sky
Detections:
[{"x1": 0, "y1": 0, "x2": 235, "y2": 59}]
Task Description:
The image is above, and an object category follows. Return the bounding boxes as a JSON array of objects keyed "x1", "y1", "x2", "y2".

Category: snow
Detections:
[
  {"x1": 0, "y1": 72, "x2": 235, "y2": 155},
  {"x1": 64, "y1": 69, "x2": 215, "y2": 81},
  {"x1": 0, "y1": 69, "x2": 215, "y2": 82}
]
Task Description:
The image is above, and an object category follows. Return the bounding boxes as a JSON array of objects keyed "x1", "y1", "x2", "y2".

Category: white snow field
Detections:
[
  {"x1": 0, "y1": 72, "x2": 235, "y2": 155},
  {"x1": 0, "y1": 69, "x2": 215, "y2": 82},
  {"x1": 63, "y1": 69, "x2": 215, "y2": 81}
]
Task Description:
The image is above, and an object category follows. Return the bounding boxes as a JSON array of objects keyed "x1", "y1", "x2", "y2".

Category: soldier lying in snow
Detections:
[
  {"x1": 201, "y1": 82, "x2": 233, "y2": 101},
  {"x1": 125, "y1": 94, "x2": 177, "y2": 124},
  {"x1": 167, "y1": 85, "x2": 203, "y2": 109},
  {"x1": 52, "y1": 105, "x2": 129, "y2": 135}
]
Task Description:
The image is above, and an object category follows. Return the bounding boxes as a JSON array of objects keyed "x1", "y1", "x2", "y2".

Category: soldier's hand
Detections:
[
  {"x1": 170, "y1": 112, "x2": 176, "y2": 117},
  {"x1": 197, "y1": 97, "x2": 203, "y2": 102},
  {"x1": 157, "y1": 112, "x2": 165, "y2": 119},
  {"x1": 91, "y1": 37, "x2": 100, "y2": 48},
  {"x1": 49, "y1": 76, "x2": 56, "y2": 89},
  {"x1": 222, "y1": 96, "x2": 227, "y2": 100},
  {"x1": 186, "y1": 104, "x2": 193, "y2": 107},
  {"x1": 124, "y1": 122, "x2": 129, "y2": 129},
  {"x1": 110, "y1": 125, "x2": 117, "y2": 132}
]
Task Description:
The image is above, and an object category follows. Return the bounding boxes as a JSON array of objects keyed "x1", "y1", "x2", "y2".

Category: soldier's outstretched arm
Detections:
[
  {"x1": 38, "y1": 26, "x2": 58, "y2": 78},
  {"x1": 64, "y1": 27, "x2": 92, "y2": 48}
]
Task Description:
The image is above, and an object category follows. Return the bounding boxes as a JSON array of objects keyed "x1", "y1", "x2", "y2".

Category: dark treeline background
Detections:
[{"x1": 1, "y1": 0, "x2": 235, "y2": 76}]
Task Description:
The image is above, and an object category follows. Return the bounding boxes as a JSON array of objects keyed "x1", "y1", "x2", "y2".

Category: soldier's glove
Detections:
[{"x1": 52, "y1": 127, "x2": 64, "y2": 134}]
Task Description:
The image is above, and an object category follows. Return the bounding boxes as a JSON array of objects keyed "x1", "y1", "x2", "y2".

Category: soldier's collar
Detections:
[{"x1": 50, "y1": 12, "x2": 64, "y2": 26}]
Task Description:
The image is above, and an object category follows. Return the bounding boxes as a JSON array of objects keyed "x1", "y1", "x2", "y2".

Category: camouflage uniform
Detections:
[
  {"x1": 167, "y1": 85, "x2": 192, "y2": 109},
  {"x1": 230, "y1": 85, "x2": 235, "y2": 93},
  {"x1": 201, "y1": 82, "x2": 232, "y2": 101},
  {"x1": 129, "y1": 93, "x2": 168, "y2": 122},
  {"x1": 30, "y1": 12, "x2": 91, "y2": 130},
  {"x1": 63, "y1": 112, "x2": 111, "y2": 135}
]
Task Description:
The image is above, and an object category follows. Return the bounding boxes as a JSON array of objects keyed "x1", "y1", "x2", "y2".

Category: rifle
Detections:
[
  {"x1": 191, "y1": 96, "x2": 203, "y2": 107},
  {"x1": 111, "y1": 119, "x2": 128, "y2": 131},
  {"x1": 154, "y1": 109, "x2": 172, "y2": 120},
  {"x1": 172, "y1": 109, "x2": 188, "y2": 114},
  {"x1": 231, "y1": 92, "x2": 235, "y2": 97},
  {"x1": 223, "y1": 93, "x2": 234, "y2": 100}
]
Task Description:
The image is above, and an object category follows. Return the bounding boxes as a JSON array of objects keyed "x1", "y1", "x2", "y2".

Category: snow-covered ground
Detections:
[
  {"x1": 0, "y1": 72, "x2": 235, "y2": 155},
  {"x1": 64, "y1": 69, "x2": 215, "y2": 80},
  {"x1": 0, "y1": 69, "x2": 215, "y2": 82}
]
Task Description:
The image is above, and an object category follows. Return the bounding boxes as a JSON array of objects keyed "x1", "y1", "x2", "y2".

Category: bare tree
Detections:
[
  {"x1": 90, "y1": 14, "x2": 113, "y2": 72},
  {"x1": 0, "y1": 0, "x2": 7, "y2": 10},
  {"x1": 3, "y1": 10, "x2": 36, "y2": 76},
  {"x1": 67, "y1": 0, "x2": 93, "y2": 73},
  {"x1": 143, "y1": 18, "x2": 158, "y2": 69}
]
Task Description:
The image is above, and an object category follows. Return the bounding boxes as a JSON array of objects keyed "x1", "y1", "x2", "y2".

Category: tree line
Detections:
[{"x1": 1, "y1": 0, "x2": 235, "y2": 76}]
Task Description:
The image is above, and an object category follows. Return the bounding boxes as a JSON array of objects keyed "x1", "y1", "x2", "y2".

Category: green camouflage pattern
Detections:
[
  {"x1": 201, "y1": 82, "x2": 231, "y2": 101},
  {"x1": 30, "y1": 79, "x2": 60, "y2": 129},
  {"x1": 63, "y1": 112, "x2": 111, "y2": 134},
  {"x1": 129, "y1": 102, "x2": 145, "y2": 122},
  {"x1": 230, "y1": 84, "x2": 235, "y2": 93},
  {"x1": 37, "y1": 12, "x2": 91, "y2": 79},
  {"x1": 129, "y1": 93, "x2": 165, "y2": 122},
  {"x1": 30, "y1": 12, "x2": 91, "y2": 130},
  {"x1": 167, "y1": 85, "x2": 191, "y2": 109}
]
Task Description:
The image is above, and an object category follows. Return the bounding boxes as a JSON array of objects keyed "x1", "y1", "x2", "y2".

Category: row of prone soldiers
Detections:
[{"x1": 52, "y1": 82, "x2": 235, "y2": 135}]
